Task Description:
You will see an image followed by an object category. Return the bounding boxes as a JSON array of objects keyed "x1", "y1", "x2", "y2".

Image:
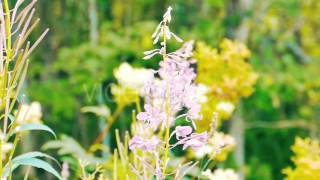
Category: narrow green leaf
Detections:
[
  {"x1": 2, "y1": 158, "x2": 61, "y2": 180},
  {"x1": 9, "y1": 123, "x2": 56, "y2": 138},
  {"x1": 8, "y1": 114, "x2": 15, "y2": 123},
  {"x1": 13, "y1": 151, "x2": 60, "y2": 167}
]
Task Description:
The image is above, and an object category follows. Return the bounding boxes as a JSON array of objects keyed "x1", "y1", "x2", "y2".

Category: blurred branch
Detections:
[
  {"x1": 288, "y1": 44, "x2": 310, "y2": 64},
  {"x1": 246, "y1": 120, "x2": 313, "y2": 130},
  {"x1": 230, "y1": 102, "x2": 245, "y2": 180},
  {"x1": 88, "y1": 0, "x2": 98, "y2": 46},
  {"x1": 89, "y1": 105, "x2": 124, "y2": 151},
  {"x1": 231, "y1": 0, "x2": 253, "y2": 179}
]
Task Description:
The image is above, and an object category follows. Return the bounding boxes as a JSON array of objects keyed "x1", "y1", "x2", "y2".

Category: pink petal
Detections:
[
  {"x1": 176, "y1": 126, "x2": 192, "y2": 138},
  {"x1": 144, "y1": 104, "x2": 153, "y2": 112},
  {"x1": 137, "y1": 112, "x2": 148, "y2": 121}
]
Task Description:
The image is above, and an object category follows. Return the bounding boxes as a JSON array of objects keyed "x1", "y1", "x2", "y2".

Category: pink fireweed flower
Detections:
[
  {"x1": 129, "y1": 135, "x2": 160, "y2": 152},
  {"x1": 185, "y1": 100, "x2": 202, "y2": 120},
  {"x1": 140, "y1": 41, "x2": 202, "y2": 128},
  {"x1": 182, "y1": 132, "x2": 208, "y2": 150},
  {"x1": 154, "y1": 153, "x2": 163, "y2": 180},
  {"x1": 128, "y1": 7, "x2": 209, "y2": 178},
  {"x1": 136, "y1": 104, "x2": 166, "y2": 129},
  {"x1": 167, "y1": 41, "x2": 194, "y2": 61},
  {"x1": 175, "y1": 126, "x2": 193, "y2": 139}
]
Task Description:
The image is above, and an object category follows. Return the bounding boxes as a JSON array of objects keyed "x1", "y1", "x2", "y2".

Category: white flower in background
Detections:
[
  {"x1": 16, "y1": 101, "x2": 42, "y2": 124},
  {"x1": 209, "y1": 132, "x2": 236, "y2": 150},
  {"x1": 114, "y1": 63, "x2": 154, "y2": 91},
  {"x1": 202, "y1": 169, "x2": 239, "y2": 180},
  {"x1": 194, "y1": 132, "x2": 236, "y2": 158},
  {"x1": 2, "y1": 142, "x2": 13, "y2": 156},
  {"x1": 196, "y1": 83, "x2": 209, "y2": 104},
  {"x1": 194, "y1": 144, "x2": 214, "y2": 158},
  {"x1": 0, "y1": 130, "x2": 13, "y2": 158},
  {"x1": 216, "y1": 101, "x2": 235, "y2": 116}
]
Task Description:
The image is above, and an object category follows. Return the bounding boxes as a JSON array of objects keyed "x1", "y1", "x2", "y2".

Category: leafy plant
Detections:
[{"x1": 0, "y1": 0, "x2": 59, "y2": 179}]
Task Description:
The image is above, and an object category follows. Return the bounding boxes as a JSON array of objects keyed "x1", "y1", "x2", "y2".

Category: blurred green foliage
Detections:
[{"x1": 21, "y1": 0, "x2": 320, "y2": 179}]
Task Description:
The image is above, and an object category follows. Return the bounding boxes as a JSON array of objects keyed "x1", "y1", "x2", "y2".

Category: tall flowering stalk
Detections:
[
  {"x1": 128, "y1": 7, "x2": 208, "y2": 179},
  {"x1": 0, "y1": 0, "x2": 59, "y2": 179}
]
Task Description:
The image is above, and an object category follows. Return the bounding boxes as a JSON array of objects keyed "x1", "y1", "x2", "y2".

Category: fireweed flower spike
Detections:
[
  {"x1": 128, "y1": 6, "x2": 208, "y2": 178},
  {"x1": 144, "y1": 6, "x2": 183, "y2": 60}
]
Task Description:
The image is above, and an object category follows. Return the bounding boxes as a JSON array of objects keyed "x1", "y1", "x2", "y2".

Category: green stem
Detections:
[
  {"x1": 8, "y1": 134, "x2": 21, "y2": 180},
  {"x1": 0, "y1": 137, "x2": 2, "y2": 178},
  {"x1": 4, "y1": 0, "x2": 11, "y2": 57},
  {"x1": 135, "y1": 97, "x2": 141, "y2": 113},
  {"x1": 162, "y1": 84, "x2": 171, "y2": 178},
  {"x1": 0, "y1": 1, "x2": 11, "y2": 177},
  {"x1": 161, "y1": 22, "x2": 171, "y2": 179},
  {"x1": 23, "y1": 166, "x2": 31, "y2": 180}
]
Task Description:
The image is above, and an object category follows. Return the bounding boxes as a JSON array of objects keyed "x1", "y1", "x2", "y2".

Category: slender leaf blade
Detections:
[
  {"x1": 12, "y1": 151, "x2": 60, "y2": 167},
  {"x1": 9, "y1": 123, "x2": 56, "y2": 138},
  {"x1": 2, "y1": 158, "x2": 61, "y2": 179}
]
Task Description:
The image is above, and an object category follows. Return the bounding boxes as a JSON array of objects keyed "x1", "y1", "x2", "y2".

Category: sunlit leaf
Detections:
[
  {"x1": 2, "y1": 158, "x2": 61, "y2": 179},
  {"x1": 9, "y1": 123, "x2": 56, "y2": 138},
  {"x1": 13, "y1": 151, "x2": 60, "y2": 167}
]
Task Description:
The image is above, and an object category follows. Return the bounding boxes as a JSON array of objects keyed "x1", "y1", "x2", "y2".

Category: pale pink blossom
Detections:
[
  {"x1": 61, "y1": 162, "x2": 70, "y2": 180},
  {"x1": 175, "y1": 126, "x2": 193, "y2": 139},
  {"x1": 182, "y1": 132, "x2": 208, "y2": 150},
  {"x1": 136, "y1": 104, "x2": 166, "y2": 129},
  {"x1": 129, "y1": 135, "x2": 159, "y2": 152}
]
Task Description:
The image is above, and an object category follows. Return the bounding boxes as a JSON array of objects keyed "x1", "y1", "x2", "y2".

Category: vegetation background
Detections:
[{"x1": 16, "y1": 0, "x2": 320, "y2": 179}]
